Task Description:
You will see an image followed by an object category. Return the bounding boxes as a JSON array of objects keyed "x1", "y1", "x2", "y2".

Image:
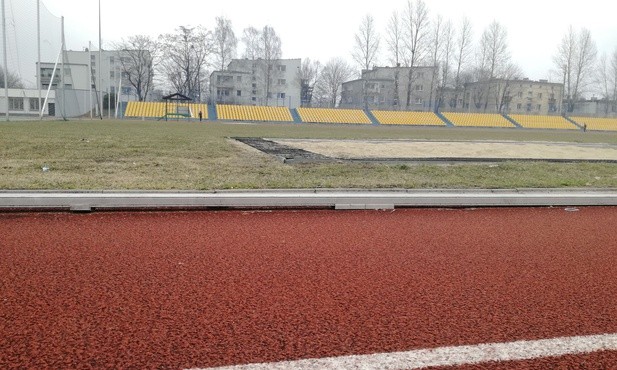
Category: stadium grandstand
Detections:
[
  {"x1": 509, "y1": 114, "x2": 578, "y2": 130},
  {"x1": 371, "y1": 111, "x2": 445, "y2": 126},
  {"x1": 216, "y1": 105, "x2": 293, "y2": 122},
  {"x1": 569, "y1": 117, "x2": 617, "y2": 131},
  {"x1": 124, "y1": 102, "x2": 207, "y2": 120},
  {"x1": 297, "y1": 108, "x2": 371, "y2": 124},
  {"x1": 442, "y1": 113, "x2": 515, "y2": 128}
]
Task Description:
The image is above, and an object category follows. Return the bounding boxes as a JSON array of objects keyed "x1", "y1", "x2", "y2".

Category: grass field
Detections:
[{"x1": 1, "y1": 119, "x2": 617, "y2": 190}]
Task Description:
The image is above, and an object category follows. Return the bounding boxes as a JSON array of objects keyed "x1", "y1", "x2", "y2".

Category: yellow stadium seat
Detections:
[
  {"x1": 569, "y1": 117, "x2": 617, "y2": 131},
  {"x1": 443, "y1": 113, "x2": 515, "y2": 128},
  {"x1": 216, "y1": 105, "x2": 293, "y2": 122},
  {"x1": 372, "y1": 110, "x2": 445, "y2": 126},
  {"x1": 509, "y1": 115, "x2": 577, "y2": 130},
  {"x1": 297, "y1": 108, "x2": 371, "y2": 124}
]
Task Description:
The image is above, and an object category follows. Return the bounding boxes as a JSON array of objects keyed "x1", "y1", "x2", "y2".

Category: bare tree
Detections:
[
  {"x1": 241, "y1": 26, "x2": 261, "y2": 60},
  {"x1": 479, "y1": 21, "x2": 510, "y2": 80},
  {"x1": 476, "y1": 21, "x2": 511, "y2": 111},
  {"x1": 352, "y1": 14, "x2": 380, "y2": 71},
  {"x1": 554, "y1": 26, "x2": 597, "y2": 113},
  {"x1": 213, "y1": 16, "x2": 237, "y2": 71},
  {"x1": 612, "y1": 48, "x2": 617, "y2": 114},
  {"x1": 259, "y1": 25, "x2": 282, "y2": 106},
  {"x1": 0, "y1": 67, "x2": 24, "y2": 88},
  {"x1": 159, "y1": 26, "x2": 213, "y2": 101},
  {"x1": 403, "y1": 0, "x2": 430, "y2": 109},
  {"x1": 427, "y1": 15, "x2": 443, "y2": 110},
  {"x1": 298, "y1": 58, "x2": 321, "y2": 107},
  {"x1": 436, "y1": 19, "x2": 454, "y2": 110},
  {"x1": 596, "y1": 50, "x2": 617, "y2": 115},
  {"x1": 114, "y1": 35, "x2": 158, "y2": 101},
  {"x1": 494, "y1": 63, "x2": 523, "y2": 113},
  {"x1": 352, "y1": 14, "x2": 380, "y2": 110},
  {"x1": 385, "y1": 11, "x2": 405, "y2": 108},
  {"x1": 314, "y1": 58, "x2": 354, "y2": 108},
  {"x1": 453, "y1": 17, "x2": 472, "y2": 109}
]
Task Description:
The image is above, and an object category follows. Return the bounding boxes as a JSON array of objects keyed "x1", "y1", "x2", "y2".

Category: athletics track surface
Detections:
[{"x1": 1, "y1": 207, "x2": 617, "y2": 369}]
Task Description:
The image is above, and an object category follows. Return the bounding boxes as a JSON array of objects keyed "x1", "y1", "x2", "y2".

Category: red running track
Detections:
[{"x1": 1, "y1": 207, "x2": 617, "y2": 369}]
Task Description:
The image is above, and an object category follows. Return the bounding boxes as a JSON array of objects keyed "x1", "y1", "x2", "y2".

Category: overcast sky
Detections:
[{"x1": 22, "y1": 0, "x2": 617, "y2": 83}]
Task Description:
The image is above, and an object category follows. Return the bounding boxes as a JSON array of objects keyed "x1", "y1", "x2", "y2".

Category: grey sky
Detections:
[{"x1": 12, "y1": 0, "x2": 617, "y2": 84}]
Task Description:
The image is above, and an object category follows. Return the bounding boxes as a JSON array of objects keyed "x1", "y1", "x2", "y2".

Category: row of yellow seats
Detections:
[
  {"x1": 125, "y1": 102, "x2": 207, "y2": 119},
  {"x1": 217, "y1": 105, "x2": 293, "y2": 122},
  {"x1": 570, "y1": 117, "x2": 617, "y2": 131},
  {"x1": 297, "y1": 108, "x2": 371, "y2": 124},
  {"x1": 125, "y1": 102, "x2": 166, "y2": 117},
  {"x1": 509, "y1": 115, "x2": 577, "y2": 130},
  {"x1": 372, "y1": 111, "x2": 444, "y2": 126},
  {"x1": 443, "y1": 113, "x2": 514, "y2": 128}
]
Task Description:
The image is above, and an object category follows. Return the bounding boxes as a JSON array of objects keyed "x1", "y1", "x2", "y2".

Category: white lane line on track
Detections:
[{"x1": 190, "y1": 333, "x2": 617, "y2": 370}]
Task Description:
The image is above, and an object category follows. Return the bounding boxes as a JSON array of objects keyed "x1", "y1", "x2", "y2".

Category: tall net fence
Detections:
[{"x1": 1, "y1": 0, "x2": 95, "y2": 120}]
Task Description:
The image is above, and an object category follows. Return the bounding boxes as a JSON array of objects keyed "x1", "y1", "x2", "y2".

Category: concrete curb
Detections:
[{"x1": 1, "y1": 189, "x2": 617, "y2": 212}]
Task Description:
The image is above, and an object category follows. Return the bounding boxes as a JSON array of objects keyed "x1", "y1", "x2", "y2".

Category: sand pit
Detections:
[{"x1": 272, "y1": 139, "x2": 617, "y2": 162}]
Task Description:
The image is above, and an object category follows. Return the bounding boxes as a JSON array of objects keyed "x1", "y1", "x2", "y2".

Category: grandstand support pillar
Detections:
[{"x1": 1, "y1": 0, "x2": 8, "y2": 121}]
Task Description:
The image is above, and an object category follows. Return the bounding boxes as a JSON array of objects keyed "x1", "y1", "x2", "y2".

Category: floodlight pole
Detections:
[
  {"x1": 2, "y1": 0, "x2": 9, "y2": 121},
  {"x1": 98, "y1": 0, "x2": 103, "y2": 120},
  {"x1": 60, "y1": 16, "x2": 66, "y2": 120},
  {"x1": 37, "y1": 0, "x2": 42, "y2": 119},
  {"x1": 89, "y1": 41, "x2": 92, "y2": 119}
]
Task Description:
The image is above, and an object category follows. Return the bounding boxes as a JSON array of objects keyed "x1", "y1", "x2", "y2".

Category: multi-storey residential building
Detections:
[
  {"x1": 38, "y1": 50, "x2": 136, "y2": 96},
  {"x1": 340, "y1": 66, "x2": 437, "y2": 110},
  {"x1": 210, "y1": 58, "x2": 301, "y2": 108},
  {"x1": 36, "y1": 49, "x2": 146, "y2": 117},
  {"x1": 442, "y1": 78, "x2": 564, "y2": 115}
]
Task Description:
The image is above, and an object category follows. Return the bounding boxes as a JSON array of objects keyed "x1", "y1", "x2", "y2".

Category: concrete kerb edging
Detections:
[{"x1": 1, "y1": 189, "x2": 617, "y2": 212}]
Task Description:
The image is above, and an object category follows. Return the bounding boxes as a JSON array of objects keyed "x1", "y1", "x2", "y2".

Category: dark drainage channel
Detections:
[{"x1": 233, "y1": 138, "x2": 333, "y2": 163}]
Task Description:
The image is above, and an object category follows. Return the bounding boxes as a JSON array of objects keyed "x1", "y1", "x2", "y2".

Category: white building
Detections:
[
  {"x1": 37, "y1": 49, "x2": 139, "y2": 117},
  {"x1": 0, "y1": 89, "x2": 55, "y2": 117},
  {"x1": 210, "y1": 58, "x2": 301, "y2": 108}
]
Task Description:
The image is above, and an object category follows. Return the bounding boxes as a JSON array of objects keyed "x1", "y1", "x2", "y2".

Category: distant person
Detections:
[
  {"x1": 198, "y1": 110, "x2": 203, "y2": 122},
  {"x1": 583, "y1": 123, "x2": 587, "y2": 132}
]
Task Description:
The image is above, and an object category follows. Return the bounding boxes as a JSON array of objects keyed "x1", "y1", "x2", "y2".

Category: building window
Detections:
[
  {"x1": 252, "y1": 90, "x2": 257, "y2": 95},
  {"x1": 278, "y1": 65, "x2": 286, "y2": 72},
  {"x1": 278, "y1": 79, "x2": 286, "y2": 85},
  {"x1": 517, "y1": 103, "x2": 522, "y2": 110},
  {"x1": 110, "y1": 71, "x2": 115, "y2": 78},
  {"x1": 9, "y1": 98, "x2": 24, "y2": 111},
  {"x1": 537, "y1": 104, "x2": 542, "y2": 111},
  {"x1": 252, "y1": 83, "x2": 257, "y2": 88},
  {"x1": 417, "y1": 72, "x2": 424, "y2": 78},
  {"x1": 518, "y1": 92, "x2": 523, "y2": 98},
  {"x1": 277, "y1": 93, "x2": 286, "y2": 99},
  {"x1": 538, "y1": 93, "x2": 542, "y2": 99},
  {"x1": 415, "y1": 98, "x2": 423, "y2": 105},
  {"x1": 109, "y1": 56, "x2": 115, "y2": 64},
  {"x1": 236, "y1": 76, "x2": 242, "y2": 82},
  {"x1": 415, "y1": 85, "x2": 423, "y2": 91},
  {"x1": 237, "y1": 90, "x2": 242, "y2": 97},
  {"x1": 217, "y1": 89, "x2": 230, "y2": 97},
  {"x1": 251, "y1": 97, "x2": 257, "y2": 102},
  {"x1": 30, "y1": 98, "x2": 40, "y2": 111}
]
